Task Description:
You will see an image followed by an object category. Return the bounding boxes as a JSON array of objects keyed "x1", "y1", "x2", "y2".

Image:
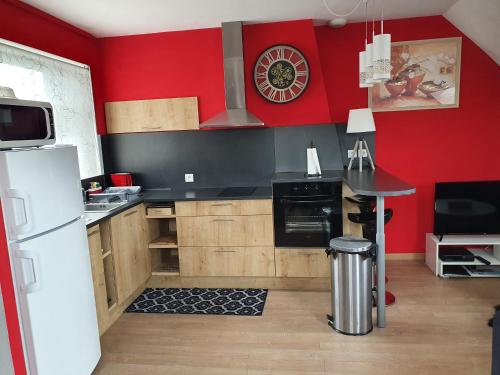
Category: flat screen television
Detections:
[{"x1": 434, "y1": 181, "x2": 500, "y2": 235}]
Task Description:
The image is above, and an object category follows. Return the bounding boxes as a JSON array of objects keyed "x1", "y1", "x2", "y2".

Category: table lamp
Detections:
[{"x1": 347, "y1": 108, "x2": 376, "y2": 171}]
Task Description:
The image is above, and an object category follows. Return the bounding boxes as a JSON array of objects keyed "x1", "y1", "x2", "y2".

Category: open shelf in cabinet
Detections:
[
  {"x1": 147, "y1": 202, "x2": 180, "y2": 276},
  {"x1": 151, "y1": 248, "x2": 180, "y2": 276},
  {"x1": 149, "y1": 234, "x2": 177, "y2": 249}
]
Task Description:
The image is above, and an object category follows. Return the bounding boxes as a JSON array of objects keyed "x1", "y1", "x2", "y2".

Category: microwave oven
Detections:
[{"x1": 0, "y1": 97, "x2": 55, "y2": 149}]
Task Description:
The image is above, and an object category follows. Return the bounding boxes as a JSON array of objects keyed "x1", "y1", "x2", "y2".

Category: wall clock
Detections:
[{"x1": 253, "y1": 45, "x2": 310, "y2": 104}]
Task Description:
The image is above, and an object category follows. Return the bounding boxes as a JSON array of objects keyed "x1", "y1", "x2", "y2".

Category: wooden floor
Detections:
[{"x1": 92, "y1": 261, "x2": 499, "y2": 375}]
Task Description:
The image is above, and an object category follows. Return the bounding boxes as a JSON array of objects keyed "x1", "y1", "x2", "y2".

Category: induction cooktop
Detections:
[{"x1": 218, "y1": 186, "x2": 257, "y2": 197}]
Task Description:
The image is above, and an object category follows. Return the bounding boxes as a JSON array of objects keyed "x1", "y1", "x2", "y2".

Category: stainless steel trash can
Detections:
[{"x1": 326, "y1": 236, "x2": 374, "y2": 335}]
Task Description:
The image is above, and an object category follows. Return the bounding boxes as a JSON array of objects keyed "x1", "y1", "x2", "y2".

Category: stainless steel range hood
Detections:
[{"x1": 200, "y1": 21, "x2": 264, "y2": 128}]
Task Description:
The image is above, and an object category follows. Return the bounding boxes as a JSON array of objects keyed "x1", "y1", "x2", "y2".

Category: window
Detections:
[{"x1": 0, "y1": 40, "x2": 102, "y2": 179}]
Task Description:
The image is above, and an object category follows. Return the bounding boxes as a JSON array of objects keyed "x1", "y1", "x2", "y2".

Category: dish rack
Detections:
[{"x1": 89, "y1": 186, "x2": 142, "y2": 202}]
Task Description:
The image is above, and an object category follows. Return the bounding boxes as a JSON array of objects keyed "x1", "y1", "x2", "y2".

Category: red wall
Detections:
[
  {"x1": 1, "y1": 7, "x2": 499, "y2": 372},
  {"x1": 99, "y1": 15, "x2": 500, "y2": 253},
  {"x1": 98, "y1": 27, "x2": 225, "y2": 123},
  {"x1": 243, "y1": 20, "x2": 331, "y2": 125},
  {"x1": 316, "y1": 16, "x2": 500, "y2": 253},
  {"x1": 99, "y1": 19, "x2": 332, "y2": 126}
]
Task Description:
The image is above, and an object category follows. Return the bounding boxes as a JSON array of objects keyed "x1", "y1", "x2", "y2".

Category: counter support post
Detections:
[{"x1": 376, "y1": 196, "x2": 386, "y2": 328}]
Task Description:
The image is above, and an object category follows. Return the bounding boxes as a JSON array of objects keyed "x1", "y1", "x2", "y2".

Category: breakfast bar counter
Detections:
[{"x1": 344, "y1": 168, "x2": 415, "y2": 328}]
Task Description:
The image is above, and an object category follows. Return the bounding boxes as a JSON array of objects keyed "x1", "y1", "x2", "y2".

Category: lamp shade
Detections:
[
  {"x1": 365, "y1": 43, "x2": 375, "y2": 84},
  {"x1": 347, "y1": 108, "x2": 376, "y2": 133},
  {"x1": 373, "y1": 33, "x2": 391, "y2": 80},
  {"x1": 359, "y1": 51, "x2": 373, "y2": 88}
]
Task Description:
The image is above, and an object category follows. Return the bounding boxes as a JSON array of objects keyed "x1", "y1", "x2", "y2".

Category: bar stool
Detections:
[{"x1": 347, "y1": 195, "x2": 396, "y2": 306}]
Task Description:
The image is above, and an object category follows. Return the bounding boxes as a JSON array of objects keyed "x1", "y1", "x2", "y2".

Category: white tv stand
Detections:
[{"x1": 425, "y1": 233, "x2": 500, "y2": 277}]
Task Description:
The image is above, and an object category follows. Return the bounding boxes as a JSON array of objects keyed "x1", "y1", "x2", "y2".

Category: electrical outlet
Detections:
[
  {"x1": 348, "y1": 149, "x2": 368, "y2": 158},
  {"x1": 185, "y1": 173, "x2": 194, "y2": 183}
]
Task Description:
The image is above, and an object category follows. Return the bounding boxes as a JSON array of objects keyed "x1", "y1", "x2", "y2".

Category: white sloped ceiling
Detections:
[{"x1": 444, "y1": 0, "x2": 500, "y2": 65}]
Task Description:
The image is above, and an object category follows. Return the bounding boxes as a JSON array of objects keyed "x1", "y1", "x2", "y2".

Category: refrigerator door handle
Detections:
[
  {"x1": 7, "y1": 189, "x2": 33, "y2": 235},
  {"x1": 15, "y1": 250, "x2": 42, "y2": 294}
]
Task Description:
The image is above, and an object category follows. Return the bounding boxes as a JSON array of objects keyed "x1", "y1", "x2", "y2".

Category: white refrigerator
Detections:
[{"x1": 0, "y1": 145, "x2": 101, "y2": 375}]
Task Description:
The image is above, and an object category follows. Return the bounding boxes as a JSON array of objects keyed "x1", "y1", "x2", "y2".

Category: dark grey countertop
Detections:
[
  {"x1": 273, "y1": 168, "x2": 415, "y2": 197},
  {"x1": 85, "y1": 170, "x2": 414, "y2": 229},
  {"x1": 342, "y1": 169, "x2": 416, "y2": 197}
]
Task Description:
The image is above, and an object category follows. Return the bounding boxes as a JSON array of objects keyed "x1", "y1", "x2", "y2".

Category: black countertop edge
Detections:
[
  {"x1": 272, "y1": 170, "x2": 344, "y2": 183},
  {"x1": 142, "y1": 186, "x2": 272, "y2": 203}
]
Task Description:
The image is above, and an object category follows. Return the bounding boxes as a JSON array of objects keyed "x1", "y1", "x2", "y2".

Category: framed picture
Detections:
[{"x1": 369, "y1": 37, "x2": 461, "y2": 112}]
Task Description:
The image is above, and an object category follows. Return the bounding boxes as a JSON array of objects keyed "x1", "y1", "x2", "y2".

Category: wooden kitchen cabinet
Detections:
[
  {"x1": 176, "y1": 214, "x2": 273, "y2": 247},
  {"x1": 175, "y1": 199, "x2": 275, "y2": 278},
  {"x1": 105, "y1": 97, "x2": 199, "y2": 134},
  {"x1": 275, "y1": 248, "x2": 331, "y2": 278},
  {"x1": 87, "y1": 226, "x2": 108, "y2": 335},
  {"x1": 110, "y1": 204, "x2": 150, "y2": 304},
  {"x1": 179, "y1": 246, "x2": 275, "y2": 277},
  {"x1": 175, "y1": 199, "x2": 272, "y2": 217}
]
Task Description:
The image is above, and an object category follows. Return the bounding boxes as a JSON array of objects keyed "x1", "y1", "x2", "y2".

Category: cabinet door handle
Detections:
[
  {"x1": 211, "y1": 202, "x2": 233, "y2": 207},
  {"x1": 297, "y1": 252, "x2": 320, "y2": 256},
  {"x1": 214, "y1": 250, "x2": 237, "y2": 253},
  {"x1": 124, "y1": 210, "x2": 138, "y2": 217},
  {"x1": 211, "y1": 219, "x2": 235, "y2": 222}
]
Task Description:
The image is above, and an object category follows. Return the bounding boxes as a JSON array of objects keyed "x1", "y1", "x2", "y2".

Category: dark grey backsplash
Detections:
[
  {"x1": 101, "y1": 128, "x2": 275, "y2": 189},
  {"x1": 101, "y1": 124, "x2": 376, "y2": 189},
  {"x1": 274, "y1": 124, "x2": 344, "y2": 173}
]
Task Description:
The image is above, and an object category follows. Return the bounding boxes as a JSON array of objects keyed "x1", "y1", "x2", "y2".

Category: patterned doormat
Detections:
[{"x1": 125, "y1": 288, "x2": 268, "y2": 316}]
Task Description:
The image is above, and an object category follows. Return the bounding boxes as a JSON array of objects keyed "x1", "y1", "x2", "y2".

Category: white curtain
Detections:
[{"x1": 0, "y1": 41, "x2": 102, "y2": 179}]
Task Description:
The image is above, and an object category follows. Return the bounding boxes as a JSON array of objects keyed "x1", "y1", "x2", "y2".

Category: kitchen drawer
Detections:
[
  {"x1": 147, "y1": 206, "x2": 174, "y2": 217},
  {"x1": 275, "y1": 248, "x2": 330, "y2": 278},
  {"x1": 179, "y1": 246, "x2": 275, "y2": 277},
  {"x1": 177, "y1": 215, "x2": 273, "y2": 247},
  {"x1": 175, "y1": 199, "x2": 272, "y2": 217}
]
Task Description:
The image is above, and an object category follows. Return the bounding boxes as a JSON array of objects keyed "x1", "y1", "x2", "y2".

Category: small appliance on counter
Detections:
[{"x1": 110, "y1": 172, "x2": 133, "y2": 186}]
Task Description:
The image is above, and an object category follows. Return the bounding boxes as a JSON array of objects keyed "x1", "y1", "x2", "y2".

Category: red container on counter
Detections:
[{"x1": 110, "y1": 173, "x2": 133, "y2": 187}]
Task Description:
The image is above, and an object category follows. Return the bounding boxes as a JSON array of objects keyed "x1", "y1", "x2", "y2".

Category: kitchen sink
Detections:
[{"x1": 84, "y1": 202, "x2": 126, "y2": 213}]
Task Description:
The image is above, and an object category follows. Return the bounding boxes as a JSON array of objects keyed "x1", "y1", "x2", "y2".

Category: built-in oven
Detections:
[
  {"x1": 273, "y1": 181, "x2": 343, "y2": 247},
  {"x1": 0, "y1": 97, "x2": 55, "y2": 149}
]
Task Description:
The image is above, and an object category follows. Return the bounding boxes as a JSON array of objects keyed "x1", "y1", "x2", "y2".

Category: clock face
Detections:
[{"x1": 253, "y1": 45, "x2": 310, "y2": 104}]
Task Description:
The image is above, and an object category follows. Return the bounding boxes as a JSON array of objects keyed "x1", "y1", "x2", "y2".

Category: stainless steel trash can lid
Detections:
[{"x1": 329, "y1": 236, "x2": 372, "y2": 253}]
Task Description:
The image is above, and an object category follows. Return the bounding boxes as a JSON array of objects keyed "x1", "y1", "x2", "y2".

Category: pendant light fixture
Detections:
[
  {"x1": 365, "y1": 2, "x2": 377, "y2": 85},
  {"x1": 359, "y1": 0, "x2": 391, "y2": 88},
  {"x1": 359, "y1": 0, "x2": 372, "y2": 88},
  {"x1": 372, "y1": 0, "x2": 391, "y2": 80}
]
